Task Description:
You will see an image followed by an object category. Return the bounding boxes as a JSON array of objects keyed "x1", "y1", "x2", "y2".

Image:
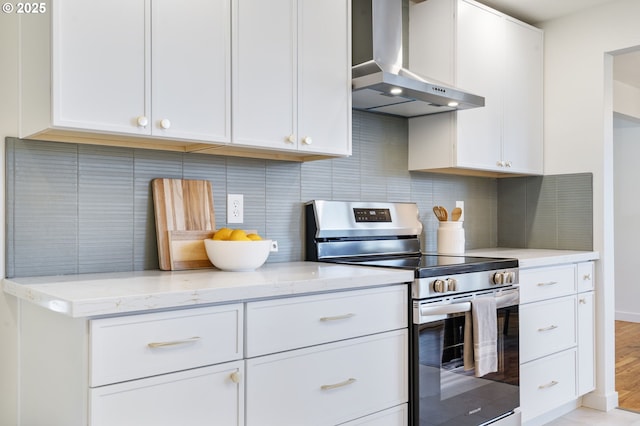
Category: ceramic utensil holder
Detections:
[{"x1": 437, "y1": 221, "x2": 465, "y2": 254}]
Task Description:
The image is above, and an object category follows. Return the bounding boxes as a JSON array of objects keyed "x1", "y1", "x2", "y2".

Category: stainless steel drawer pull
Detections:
[
  {"x1": 537, "y1": 325, "x2": 558, "y2": 332},
  {"x1": 538, "y1": 380, "x2": 559, "y2": 389},
  {"x1": 320, "y1": 313, "x2": 355, "y2": 322},
  {"x1": 147, "y1": 336, "x2": 201, "y2": 348},
  {"x1": 320, "y1": 378, "x2": 356, "y2": 391},
  {"x1": 537, "y1": 281, "x2": 559, "y2": 287}
]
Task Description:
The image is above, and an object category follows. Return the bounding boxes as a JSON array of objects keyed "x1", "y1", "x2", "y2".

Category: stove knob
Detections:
[
  {"x1": 433, "y1": 279, "x2": 446, "y2": 293},
  {"x1": 493, "y1": 272, "x2": 504, "y2": 285},
  {"x1": 505, "y1": 271, "x2": 515, "y2": 283},
  {"x1": 446, "y1": 278, "x2": 457, "y2": 291}
]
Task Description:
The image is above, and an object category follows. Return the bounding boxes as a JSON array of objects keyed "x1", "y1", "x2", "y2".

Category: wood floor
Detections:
[{"x1": 616, "y1": 320, "x2": 640, "y2": 412}]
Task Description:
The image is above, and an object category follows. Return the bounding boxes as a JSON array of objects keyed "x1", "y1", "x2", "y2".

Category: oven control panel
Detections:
[
  {"x1": 353, "y1": 208, "x2": 392, "y2": 222},
  {"x1": 413, "y1": 268, "x2": 519, "y2": 299}
]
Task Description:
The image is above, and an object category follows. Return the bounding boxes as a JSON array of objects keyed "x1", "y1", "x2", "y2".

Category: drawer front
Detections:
[
  {"x1": 520, "y1": 264, "x2": 576, "y2": 304},
  {"x1": 90, "y1": 360, "x2": 244, "y2": 426},
  {"x1": 520, "y1": 349, "x2": 577, "y2": 422},
  {"x1": 340, "y1": 404, "x2": 408, "y2": 426},
  {"x1": 577, "y1": 261, "x2": 595, "y2": 292},
  {"x1": 90, "y1": 304, "x2": 243, "y2": 387},
  {"x1": 520, "y1": 296, "x2": 576, "y2": 363},
  {"x1": 245, "y1": 329, "x2": 408, "y2": 426},
  {"x1": 246, "y1": 285, "x2": 407, "y2": 357}
]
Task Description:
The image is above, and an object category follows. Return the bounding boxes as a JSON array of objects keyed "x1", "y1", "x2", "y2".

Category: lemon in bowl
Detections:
[{"x1": 204, "y1": 229, "x2": 274, "y2": 271}]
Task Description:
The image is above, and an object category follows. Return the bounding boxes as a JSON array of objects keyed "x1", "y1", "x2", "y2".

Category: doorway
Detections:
[{"x1": 613, "y1": 48, "x2": 640, "y2": 413}]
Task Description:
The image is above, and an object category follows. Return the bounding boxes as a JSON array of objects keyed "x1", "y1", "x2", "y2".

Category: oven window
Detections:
[{"x1": 413, "y1": 306, "x2": 519, "y2": 426}]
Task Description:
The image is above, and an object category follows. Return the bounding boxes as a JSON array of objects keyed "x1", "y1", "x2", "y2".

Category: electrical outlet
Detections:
[{"x1": 227, "y1": 194, "x2": 244, "y2": 224}]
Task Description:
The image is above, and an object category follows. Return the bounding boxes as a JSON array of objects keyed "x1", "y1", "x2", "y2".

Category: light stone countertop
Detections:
[
  {"x1": 465, "y1": 248, "x2": 599, "y2": 268},
  {"x1": 4, "y1": 250, "x2": 599, "y2": 318},
  {"x1": 2, "y1": 261, "x2": 414, "y2": 318}
]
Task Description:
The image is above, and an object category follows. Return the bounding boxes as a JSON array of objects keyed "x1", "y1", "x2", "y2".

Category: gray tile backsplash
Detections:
[
  {"x1": 497, "y1": 173, "x2": 593, "y2": 250},
  {"x1": 5, "y1": 111, "x2": 592, "y2": 277}
]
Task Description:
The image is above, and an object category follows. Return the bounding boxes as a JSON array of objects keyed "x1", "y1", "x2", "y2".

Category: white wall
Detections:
[
  {"x1": 613, "y1": 114, "x2": 640, "y2": 322},
  {"x1": 0, "y1": 10, "x2": 19, "y2": 426},
  {"x1": 541, "y1": 0, "x2": 640, "y2": 411}
]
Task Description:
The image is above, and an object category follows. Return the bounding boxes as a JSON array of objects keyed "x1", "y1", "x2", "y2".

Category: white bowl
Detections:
[{"x1": 204, "y1": 239, "x2": 274, "y2": 271}]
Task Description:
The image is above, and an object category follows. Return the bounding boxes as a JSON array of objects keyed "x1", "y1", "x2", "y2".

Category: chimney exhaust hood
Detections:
[{"x1": 352, "y1": 0, "x2": 485, "y2": 118}]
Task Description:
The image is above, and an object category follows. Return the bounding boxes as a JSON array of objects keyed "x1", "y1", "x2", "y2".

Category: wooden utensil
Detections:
[
  {"x1": 451, "y1": 207, "x2": 462, "y2": 221},
  {"x1": 440, "y1": 206, "x2": 448, "y2": 221},
  {"x1": 152, "y1": 178, "x2": 216, "y2": 270},
  {"x1": 433, "y1": 206, "x2": 448, "y2": 221}
]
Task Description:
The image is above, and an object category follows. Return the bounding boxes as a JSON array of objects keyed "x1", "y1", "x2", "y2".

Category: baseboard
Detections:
[
  {"x1": 582, "y1": 390, "x2": 620, "y2": 411},
  {"x1": 615, "y1": 311, "x2": 640, "y2": 322}
]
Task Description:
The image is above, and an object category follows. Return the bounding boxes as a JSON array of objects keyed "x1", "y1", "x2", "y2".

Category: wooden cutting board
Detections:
[{"x1": 152, "y1": 178, "x2": 216, "y2": 270}]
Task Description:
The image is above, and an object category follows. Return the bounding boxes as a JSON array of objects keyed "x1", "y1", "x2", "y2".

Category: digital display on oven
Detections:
[{"x1": 353, "y1": 208, "x2": 392, "y2": 222}]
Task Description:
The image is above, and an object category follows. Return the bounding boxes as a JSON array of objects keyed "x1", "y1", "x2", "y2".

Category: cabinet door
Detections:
[
  {"x1": 53, "y1": 0, "x2": 148, "y2": 135},
  {"x1": 455, "y1": 0, "x2": 503, "y2": 171},
  {"x1": 297, "y1": 0, "x2": 351, "y2": 156},
  {"x1": 577, "y1": 291, "x2": 595, "y2": 395},
  {"x1": 152, "y1": 0, "x2": 231, "y2": 142},
  {"x1": 502, "y1": 18, "x2": 543, "y2": 174},
  {"x1": 233, "y1": 0, "x2": 296, "y2": 149},
  {"x1": 90, "y1": 361, "x2": 244, "y2": 426}
]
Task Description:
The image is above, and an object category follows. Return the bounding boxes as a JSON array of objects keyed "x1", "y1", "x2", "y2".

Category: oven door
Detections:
[{"x1": 411, "y1": 288, "x2": 519, "y2": 426}]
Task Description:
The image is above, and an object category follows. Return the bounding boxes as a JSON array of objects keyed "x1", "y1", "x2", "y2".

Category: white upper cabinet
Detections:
[
  {"x1": 151, "y1": 0, "x2": 231, "y2": 142},
  {"x1": 502, "y1": 17, "x2": 544, "y2": 174},
  {"x1": 21, "y1": 0, "x2": 231, "y2": 144},
  {"x1": 19, "y1": 0, "x2": 350, "y2": 161},
  {"x1": 232, "y1": 0, "x2": 351, "y2": 156},
  {"x1": 232, "y1": 0, "x2": 296, "y2": 150},
  {"x1": 52, "y1": 0, "x2": 147, "y2": 136},
  {"x1": 407, "y1": 0, "x2": 543, "y2": 176}
]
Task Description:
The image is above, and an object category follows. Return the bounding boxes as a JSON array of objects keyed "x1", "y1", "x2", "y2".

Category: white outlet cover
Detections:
[{"x1": 227, "y1": 194, "x2": 244, "y2": 224}]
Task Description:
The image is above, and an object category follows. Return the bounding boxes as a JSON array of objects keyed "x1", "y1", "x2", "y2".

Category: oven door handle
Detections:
[
  {"x1": 419, "y1": 289, "x2": 520, "y2": 317},
  {"x1": 420, "y1": 302, "x2": 472, "y2": 316}
]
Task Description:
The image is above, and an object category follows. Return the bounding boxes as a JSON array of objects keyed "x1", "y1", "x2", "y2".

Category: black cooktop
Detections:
[{"x1": 331, "y1": 254, "x2": 518, "y2": 278}]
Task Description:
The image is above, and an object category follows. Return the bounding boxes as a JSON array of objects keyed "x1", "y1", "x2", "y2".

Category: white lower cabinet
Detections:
[
  {"x1": 18, "y1": 284, "x2": 408, "y2": 426},
  {"x1": 577, "y1": 291, "x2": 595, "y2": 395},
  {"x1": 245, "y1": 330, "x2": 408, "y2": 426},
  {"x1": 520, "y1": 349, "x2": 577, "y2": 421},
  {"x1": 90, "y1": 360, "x2": 244, "y2": 426},
  {"x1": 519, "y1": 261, "x2": 595, "y2": 424},
  {"x1": 519, "y1": 295, "x2": 577, "y2": 364},
  {"x1": 245, "y1": 285, "x2": 409, "y2": 426}
]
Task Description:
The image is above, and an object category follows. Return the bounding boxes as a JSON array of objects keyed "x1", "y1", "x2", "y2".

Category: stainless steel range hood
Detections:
[{"x1": 352, "y1": 0, "x2": 485, "y2": 117}]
